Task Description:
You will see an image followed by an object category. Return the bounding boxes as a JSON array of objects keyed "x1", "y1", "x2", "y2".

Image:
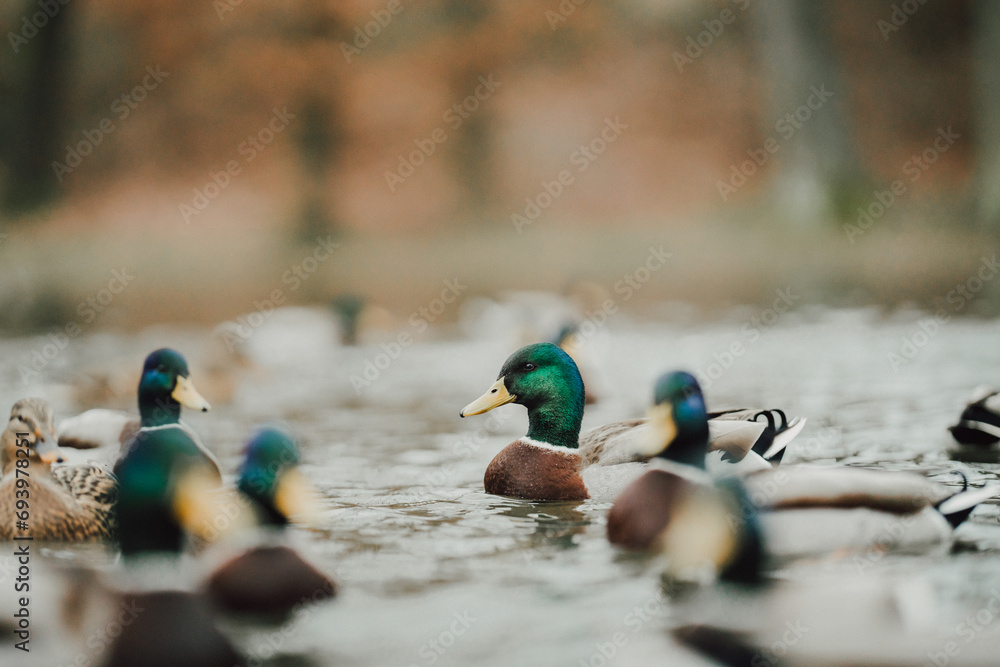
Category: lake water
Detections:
[{"x1": 2, "y1": 305, "x2": 1000, "y2": 666}]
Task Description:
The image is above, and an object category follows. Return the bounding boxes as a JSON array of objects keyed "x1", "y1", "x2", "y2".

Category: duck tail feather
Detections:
[
  {"x1": 935, "y1": 483, "x2": 1000, "y2": 528},
  {"x1": 760, "y1": 417, "x2": 807, "y2": 463}
]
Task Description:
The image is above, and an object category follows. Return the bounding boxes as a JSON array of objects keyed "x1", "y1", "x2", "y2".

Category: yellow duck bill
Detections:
[
  {"x1": 274, "y1": 468, "x2": 324, "y2": 525},
  {"x1": 172, "y1": 375, "x2": 211, "y2": 412},
  {"x1": 460, "y1": 377, "x2": 516, "y2": 417},
  {"x1": 636, "y1": 403, "x2": 677, "y2": 457}
]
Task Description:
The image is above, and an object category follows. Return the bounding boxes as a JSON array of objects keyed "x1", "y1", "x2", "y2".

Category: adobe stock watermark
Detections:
[
  {"x1": 385, "y1": 74, "x2": 501, "y2": 192},
  {"x1": 697, "y1": 287, "x2": 800, "y2": 390},
  {"x1": 54, "y1": 598, "x2": 145, "y2": 667},
  {"x1": 350, "y1": 278, "x2": 467, "y2": 393},
  {"x1": 717, "y1": 85, "x2": 833, "y2": 201},
  {"x1": 244, "y1": 585, "x2": 336, "y2": 667},
  {"x1": 545, "y1": 0, "x2": 587, "y2": 30},
  {"x1": 406, "y1": 611, "x2": 477, "y2": 667},
  {"x1": 424, "y1": 409, "x2": 513, "y2": 488},
  {"x1": 217, "y1": 235, "x2": 339, "y2": 351},
  {"x1": 672, "y1": 0, "x2": 753, "y2": 73},
  {"x1": 7, "y1": 0, "x2": 70, "y2": 54},
  {"x1": 888, "y1": 254, "x2": 998, "y2": 373},
  {"x1": 561, "y1": 246, "x2": 672, "y2": 346},
  {"x1": 179, "y1": 106, "x2": 295, "y2": 223},
  {"x1": 844, "y1": 126, "x2": 959, "y2": 243},
  {"x1": 51, "y1": 66, "x2": 168, "y2": 183},
  {"x1": 340, "y1": 0, "x2": 412, "y2": 63},
  {"x1": 511, "y1": 117, "x2": 627, "y2": 234},
  {"x1": 878, "y1": 0, "x2": 931, "y2": 41},
  {"x1": 750, "y1": 620, "x2": 810, "y2": 667},
  {"x1": 213, "y1": 0, "x2": 244, "y2": 20},
  {"x1": 924, "y1": 587, "x2": 1000, "y2": 667},
  {"x1": 579, "y1": 588, "x2": 670, "y2": 667},
  {"x1": 18, "y1": 266, "x2": 135, "y2": 385}
]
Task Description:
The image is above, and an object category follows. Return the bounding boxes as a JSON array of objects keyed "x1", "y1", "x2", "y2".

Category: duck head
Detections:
[
  {"x1": 461, "y1": 342, "x2": 585, "y2": 449},
  {"x1": 0, "y1": 398, "x2": 61, "y2": 474},
  {"x1": 238, "y1": 426, "x2": 320, "y2": 527},
  {"x1": 138, "y1": 349, "x2": 211, "y2": 428},
  {"x1": 638, "y1": 371, "x2": 711, "y2": 469}
]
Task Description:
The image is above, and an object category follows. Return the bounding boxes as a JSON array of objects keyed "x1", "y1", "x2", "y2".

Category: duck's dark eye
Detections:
[
  {"x1": 156, "y1": 364, "x2": 167, "y2": 373},
  {"x1": 523, "y1": 363, "x2": 535, "y2": 371}
]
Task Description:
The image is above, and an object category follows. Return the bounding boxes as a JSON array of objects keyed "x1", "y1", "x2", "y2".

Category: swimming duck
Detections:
[
  {"x1": 58, "y1": 348, "x2": 218, "y2": 479},
  {"x1": 0, "y1": 398, "x2": 117, "y2": 541},
  {"x1": 203, "y1": 426, "x2": 336, "y2": 618},
  {"x1": 113, "y1": 425, "x2": 224, "y2": 556},
  {"x1": 607, "y1": 371, "x2": 998, "y2": 574},
  {"x1": 459, "y1": 343, "x2": 804, "y2": 502},
  {"x1": 103, "y1": 426, "x2": 244, "y2": 665}
]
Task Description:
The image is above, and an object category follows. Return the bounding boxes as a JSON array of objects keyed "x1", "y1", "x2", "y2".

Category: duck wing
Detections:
[
  {"x1": 707, "y1": 408, "x2": 807, "y2": 463},
  {"x1": 578, "y1": 410, "x2": 807, "y2": 468},
  {"x1": 51, "y1": 463, "x2": 119, "y2": 541}
]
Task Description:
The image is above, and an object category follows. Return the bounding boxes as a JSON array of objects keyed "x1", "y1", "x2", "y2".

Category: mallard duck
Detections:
[
  {"x1": 203, "y1": 426, "x2": 336, "y2": 618},
  {"x1": 58, "y1": 348, "x2": 218, "y2": 479},
  {"x1": 81, "y1": 425, "x2": 245, "y2": 664},
  {"x1": 113, "y1": 426, "x2": 224, "y2": 556},
  {"x1": 607, "y1": 371, "x2": 999, "y2": 575},
  {"x1": 673, "y1": 573, "x2": 1000, "y2": 666},
  {"x1": 458, "y1": 343, "x2": 804, "y2": 502},
  {"x1": 0, "y1": 398, "x2": 117, "y2": 541}
]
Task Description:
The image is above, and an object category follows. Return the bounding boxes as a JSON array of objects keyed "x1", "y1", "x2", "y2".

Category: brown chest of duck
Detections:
[
  {"x1": 204, "y1": 426, "x2": 336, "y2": 619},
  {"x1": 0, "y1": 398, "x2": 117, "y2": 541},
  {"x1": 461, "y1": 343, "x2": 591, "y2": 501}
]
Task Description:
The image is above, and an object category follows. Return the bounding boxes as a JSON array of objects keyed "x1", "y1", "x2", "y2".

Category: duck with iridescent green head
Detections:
[
  {"x1": 59, "y1": 348, "x2": 219, "y2": 480},
  {"x1": 460, "y1": 343, "x2": 804, "y2": 502},
  {"x1": 105, "y1": 425, "x2": 244, "y2": 667},
  {"x1": 608, "y1": 371, "x2": 1000, "y2": 575},
  {"x1": 203, "y1": 426, "x2": 336, "y2": 619}
]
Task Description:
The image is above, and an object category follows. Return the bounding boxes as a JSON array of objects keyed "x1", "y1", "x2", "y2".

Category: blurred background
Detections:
[
  {"x1": 0, "y1": 0, "x2": 997, "y2": 334},
  {"x1": 4, "y1": 5, "x2": 1000, "y2": 666}
]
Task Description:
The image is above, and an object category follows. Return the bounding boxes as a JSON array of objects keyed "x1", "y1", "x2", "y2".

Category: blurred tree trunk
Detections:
[
  {"x1": 753, "y1": 0, "x2": 866, "y2": 225},
  {"x1": 294, "y1": 95, "x2": 342, "y2": 243},
  {"x1": 973, "y1": 0, "x2": 1000, "y2": 230},
  {"x1": 1, "y1": 0, "x2": 73, "y2": 213}
]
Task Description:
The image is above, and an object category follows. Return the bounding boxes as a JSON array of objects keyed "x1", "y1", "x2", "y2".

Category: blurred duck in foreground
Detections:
[
  {"x1": 672, "y1": 573, "x2": 1000, "y2": 666},
  {"x1": 459, "y1": 343, "x2": 804, "y2": 502},
  {"x1": 203, "y1": 426, "x2": 337, "y2": 619},
  {"x1": 97, "y1": 426, "x2": 246, "y2": 666},
  {"x1": 607, "y1": 371, "x2": 999, "y2": 580},
  {"x1": 113, "y1": 425, "x2": 224, "y2": 557},
  {"x1": 0, "y1": 398, "x2": 117, "y2": 541},
  {"x1": 58, "y1": 348, "x2": 219, "y2": 480}
]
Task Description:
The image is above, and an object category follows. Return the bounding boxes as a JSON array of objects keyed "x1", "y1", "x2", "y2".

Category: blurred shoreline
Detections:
[{"x1": 0, "y1": 212, "x2": 996, "y2": 336}]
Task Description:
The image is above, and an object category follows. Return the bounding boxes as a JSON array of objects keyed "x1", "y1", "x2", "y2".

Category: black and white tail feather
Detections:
[
  {"x1": 949, "y1": 386, "x2": 1000, "y2": 447},
  {"x1": 934, "y1": 472, "x2": 1000, "y2": 528}
]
